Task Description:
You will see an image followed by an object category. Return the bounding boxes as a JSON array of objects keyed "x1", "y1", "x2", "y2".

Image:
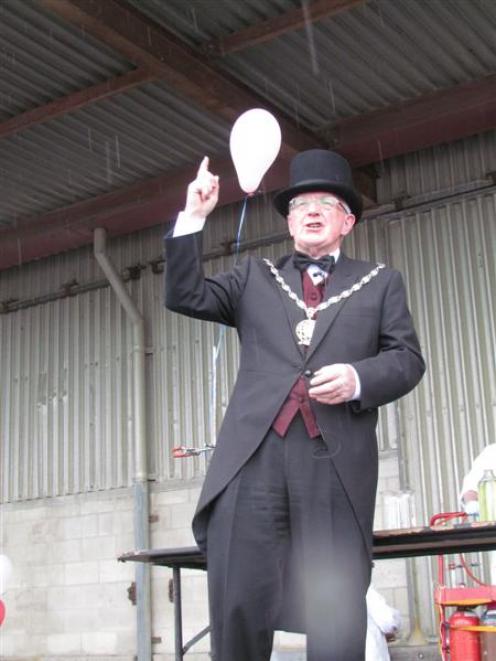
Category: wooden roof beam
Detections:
[
  {"x1": 0, "y1": 154, "x2": 286, "y2": 269},
  {"x1": 0, "y1": 68, "x2": 155, "y2": 139},
  {"x1": 332, "y1": 74, "x2": 496, "y2": 166},
  {"x1": 0, "y1": 152, "x2": 377, "y2": 270},
  {"x1": 204, "y1": 0, "x2": 366, "y2": 56},
  {"x1": 5, "y1": 70, "x2": 493, "y2": 270}
]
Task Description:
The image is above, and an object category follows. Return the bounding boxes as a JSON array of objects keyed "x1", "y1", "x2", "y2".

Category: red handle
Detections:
[
  {"x1": 430, "y1": 511, "x2": 466, "y2": 527},
  {"x1": 172, "y1": 447, "x2": 191, "y2": 459}
]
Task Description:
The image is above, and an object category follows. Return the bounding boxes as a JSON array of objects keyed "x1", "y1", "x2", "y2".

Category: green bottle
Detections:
[{"x1": 478, "y1": 469, "x2": 496, "y2": 521}]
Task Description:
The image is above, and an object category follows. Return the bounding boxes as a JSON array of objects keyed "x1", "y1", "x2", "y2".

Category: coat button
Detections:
[{"x1": 304, "y1": 369, "x2": 313, "y2": 377}]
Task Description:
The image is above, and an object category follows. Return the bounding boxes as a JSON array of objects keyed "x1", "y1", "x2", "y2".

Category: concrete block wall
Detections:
[
  {"x1": 0, "y1": 489, "x2": 137, "y2": 659},
  {"x1": 0, "y1": 453, "x2": 414, "y2": 660},
  {"x1": 149, "y1": 484, "x2": 211, "y2": 660}
]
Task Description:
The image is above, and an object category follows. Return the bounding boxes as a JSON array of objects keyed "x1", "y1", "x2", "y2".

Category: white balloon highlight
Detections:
[{"x1": 230, "y1": 109, "x2": 282, "y2": 194}]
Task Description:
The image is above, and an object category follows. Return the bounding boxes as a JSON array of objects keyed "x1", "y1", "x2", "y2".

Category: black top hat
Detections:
[{"x1": 273, "y1": 149, "x2": 363, "y2": 221}]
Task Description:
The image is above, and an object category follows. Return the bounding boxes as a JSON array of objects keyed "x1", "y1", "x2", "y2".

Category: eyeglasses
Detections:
[{"x1": 289, "y1": 195, "x2": 350, "y2": 214}]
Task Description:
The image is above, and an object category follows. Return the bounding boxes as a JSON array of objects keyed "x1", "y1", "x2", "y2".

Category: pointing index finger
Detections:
[{"x1": 197, "y1": 156, "x2": 209, "y2": 176}]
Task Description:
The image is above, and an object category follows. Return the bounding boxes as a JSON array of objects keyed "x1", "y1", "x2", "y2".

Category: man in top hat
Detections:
[{"x1": 165, "y1": 149, "x2": 425, "y2": 661}]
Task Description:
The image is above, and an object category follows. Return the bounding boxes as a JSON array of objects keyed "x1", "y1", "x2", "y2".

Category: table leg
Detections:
[{"x1": 172, "y1": 566, "x2": 183, "y2": 660}]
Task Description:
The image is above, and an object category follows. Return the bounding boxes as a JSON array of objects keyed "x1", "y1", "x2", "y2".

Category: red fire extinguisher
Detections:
[{"x1": 449, "y1": 607, "x2": 481, "y2": 661}]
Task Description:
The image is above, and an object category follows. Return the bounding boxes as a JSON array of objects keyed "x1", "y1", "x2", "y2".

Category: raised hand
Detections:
[{"x1": 184, "y1": 156, "x2": 220, "y2": 220}]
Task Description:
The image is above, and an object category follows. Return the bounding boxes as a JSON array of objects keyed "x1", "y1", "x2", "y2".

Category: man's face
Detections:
[{"x1": 287, "y1": 191, "x2": 356, "y2": 257}]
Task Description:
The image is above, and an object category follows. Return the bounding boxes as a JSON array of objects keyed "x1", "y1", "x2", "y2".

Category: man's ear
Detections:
[
  {"x1": 341, "y1": 214, "x2": 356, "y2": 237},
  {"x1": 287, "y1": 215, "x2": 296, "y2": 238}
]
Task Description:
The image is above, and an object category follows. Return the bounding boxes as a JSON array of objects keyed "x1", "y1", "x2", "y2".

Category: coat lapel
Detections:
[
  {"x1": 272, "y1": 256, "x2": 306, "y2": 357},
  {"x1": 305, "y1": 254, "x2": 358, "y2": 361}
]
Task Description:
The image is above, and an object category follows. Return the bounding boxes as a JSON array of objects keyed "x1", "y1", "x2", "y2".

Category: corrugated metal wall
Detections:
[
  {"x1": 1, "y1": 132, "x2": 495, "y2": 635},
  {"x1": 0, "y1": 287, "x2": 134, "y2": 500},
  {"x1": 382, "y1": 189, "x2": 496, "y2": 635},
  {"x1": 0, "y1": 133, "x2": 496, "y2": 634},
  {"x1": 375, "y1": 132, "x2": 496, "y2": 635},
  {"x1": 1, "y1": 133, "x2": 495, "y2": 503},
  {"x1": 389, "y1": 194, "x2": 496, "y2": 515},
  {"x1": 0, "y1": 223, "x2": 397, "y2": 502}
]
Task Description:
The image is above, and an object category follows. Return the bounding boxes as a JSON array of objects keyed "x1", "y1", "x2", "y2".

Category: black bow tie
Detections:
[{"x1": 293, "y1": 251, "x2": 335, "y2": 274}]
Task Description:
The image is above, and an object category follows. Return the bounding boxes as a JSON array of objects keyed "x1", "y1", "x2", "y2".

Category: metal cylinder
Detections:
[{"x1": 449, "y1": 607, "x2": 481, "y2": 661}]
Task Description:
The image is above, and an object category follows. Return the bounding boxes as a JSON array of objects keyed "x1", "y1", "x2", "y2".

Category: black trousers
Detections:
[{"x1": 206, "y1": 415, "x2": 370, "y2": 661}]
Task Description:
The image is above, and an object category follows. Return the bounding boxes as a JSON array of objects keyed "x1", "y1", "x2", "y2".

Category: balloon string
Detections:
[
  {"x1": 234, "y1": 195, "x2": 249, "y2": 264},
  {"x1": 209, "y1": 195, "x2": 249, "y2": 445},
  {"x1": 209, "y1": 337, "x2": 222, "y2": 444}
]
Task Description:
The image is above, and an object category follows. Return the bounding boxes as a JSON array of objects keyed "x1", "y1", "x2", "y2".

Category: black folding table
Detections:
[{"x1": 119, "y1": 522, "x2": 496, "y2": 660}]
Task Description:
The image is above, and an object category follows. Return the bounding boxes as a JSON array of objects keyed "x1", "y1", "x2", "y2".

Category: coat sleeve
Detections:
[
  {"x1": 351, "y1": 270, "x2": 425, "y2": 410},
  {"x1": 164, "y1": 230, "x2": 249, "y2": 326}
]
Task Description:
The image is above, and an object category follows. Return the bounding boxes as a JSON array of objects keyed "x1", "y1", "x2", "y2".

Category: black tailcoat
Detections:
[{"x1": 165, "y1": 231, "x2": 425, "y2": 564}]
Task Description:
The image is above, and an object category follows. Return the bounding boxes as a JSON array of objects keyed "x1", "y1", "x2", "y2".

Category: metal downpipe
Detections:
[{"x1": 94, "y1": 228, "x2": 152, "y2": 660}]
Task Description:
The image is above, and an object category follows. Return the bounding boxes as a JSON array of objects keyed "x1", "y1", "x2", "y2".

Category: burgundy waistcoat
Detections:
[{"x1": 272, "y1": 270, "x2": 324, "y2": 438}]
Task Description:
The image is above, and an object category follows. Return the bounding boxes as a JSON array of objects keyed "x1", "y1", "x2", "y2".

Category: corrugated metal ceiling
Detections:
[
  {"x1": 126, "y1": 0, "x2": 302, "y2": 45},
  {"x1": 0, "y1": 81, "x2": 229, "y2": 224},
  {"x1": 132, "y1": 0, "x2": 496, "y2": 125},
  {"x1": 0, "y1": 0, "x2": 231, "y2": 228},
  {"x1": 0, "y1": 0, "x2": 132, "y2": 119},
  {"x1": 0, "y1": 0, "x2": 495, "y2": 265}
]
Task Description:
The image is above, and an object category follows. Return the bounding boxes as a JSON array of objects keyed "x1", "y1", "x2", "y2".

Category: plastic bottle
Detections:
[
  {"x1": 478, "y1": 470, "x2": 496, "y2": 521},
  {"x1": 480, "y1": 602, "x2": 496, "y2": 660}
]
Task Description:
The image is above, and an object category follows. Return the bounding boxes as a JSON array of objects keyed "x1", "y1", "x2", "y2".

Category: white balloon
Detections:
[
  {"x1": 0, "y1": 555, "x2": 12, "y2": 595},
  {"x1": 230, "y1": 109, "x2": 282, "y2": 194}
]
